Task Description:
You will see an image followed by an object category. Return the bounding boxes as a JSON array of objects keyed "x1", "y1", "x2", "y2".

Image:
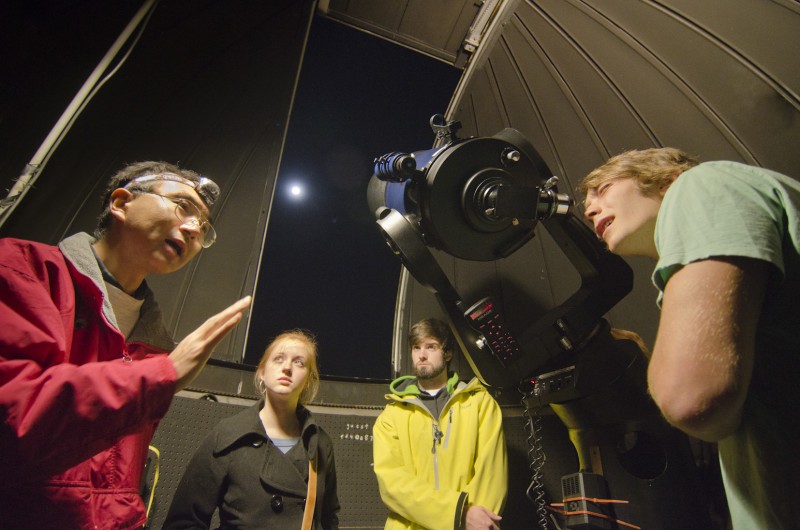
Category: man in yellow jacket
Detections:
[{"x1": 373, "y1": 318, "x2": 508, "y2": 530}]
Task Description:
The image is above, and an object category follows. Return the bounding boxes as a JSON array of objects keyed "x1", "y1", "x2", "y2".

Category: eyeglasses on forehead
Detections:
[{"x1": 125, "y1": 172, "x2": 214, "y2": 190}]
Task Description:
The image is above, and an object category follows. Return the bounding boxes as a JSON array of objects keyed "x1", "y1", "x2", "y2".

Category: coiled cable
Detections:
[{"x1": 521, "y1": 388, "x2": 550, "y2": 529}]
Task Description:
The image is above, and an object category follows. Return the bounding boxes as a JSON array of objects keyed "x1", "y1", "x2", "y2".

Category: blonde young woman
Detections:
[{"x1": 164, "y1": 330, "x2": 340, "y2": 529}]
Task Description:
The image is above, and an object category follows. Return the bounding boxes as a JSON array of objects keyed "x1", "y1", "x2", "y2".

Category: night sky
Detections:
[{"x1": 243, "y1": 16, "x2": 462, "y2": 379}]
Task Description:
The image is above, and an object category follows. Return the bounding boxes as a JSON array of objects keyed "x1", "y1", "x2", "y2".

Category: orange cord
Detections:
[
  {"x1": 563, "y1": 496, "x2": 630, "y2": 505},
  {"x1": 547, "y1": 499, "x2": 641, "y2": 530}
]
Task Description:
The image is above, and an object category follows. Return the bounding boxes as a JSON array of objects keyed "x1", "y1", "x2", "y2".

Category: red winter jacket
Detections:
[{"x1": 0, "y1": 233, "x2": 178, "y2": 529}]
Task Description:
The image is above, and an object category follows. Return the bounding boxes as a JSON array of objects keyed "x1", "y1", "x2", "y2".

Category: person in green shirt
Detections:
[{"x1": 581, "y1": 148, "x2": 800, "y2": 529}]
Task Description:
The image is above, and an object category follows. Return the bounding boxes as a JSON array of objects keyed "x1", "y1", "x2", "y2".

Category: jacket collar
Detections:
[
  {"x1": 385, "y1": 375, "x2": 487, "y2": 406},
  {"x1": 59, "y1": 232, "x2": 174, "y2": 350},
  {"x1": 213, "y1": 401, "x2": 319, "y2": 458},
  {"x1": 213, "y1": 401, "x2": 320, "y2": 497}
]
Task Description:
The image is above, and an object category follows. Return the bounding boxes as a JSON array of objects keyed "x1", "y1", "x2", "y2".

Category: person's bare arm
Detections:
[
  {"x1": 169, "y1": 296, "x2": 251, "y2": 392},
  {"x1": 649, "y1": 258, "x2": 768, "y2": 441}
]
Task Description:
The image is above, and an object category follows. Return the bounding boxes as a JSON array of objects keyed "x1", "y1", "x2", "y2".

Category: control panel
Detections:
[{"x1": 464, "y1": 296, "x2": 524, "y2": 367}]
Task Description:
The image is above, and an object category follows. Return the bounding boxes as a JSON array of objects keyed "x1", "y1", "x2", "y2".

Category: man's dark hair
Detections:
[
  {"x1": 408, "y1": 318, "x2": 454, "y2": 354},
  {"x1": 94, "y1": 161, "x2": 220, "y2": 239}
]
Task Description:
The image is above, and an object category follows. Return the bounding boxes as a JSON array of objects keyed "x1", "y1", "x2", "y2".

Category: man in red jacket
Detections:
[{"x1": 0, "y1": 161, "x2": 251, "y2": 529}]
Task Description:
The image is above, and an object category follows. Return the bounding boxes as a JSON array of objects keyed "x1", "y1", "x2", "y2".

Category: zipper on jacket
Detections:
[
  {"x1": 432, "y1": 421, "x2": 443, "y2": 489},
  {"x1": 444, "y1": 408, "x2": 453, "y2": 449}
]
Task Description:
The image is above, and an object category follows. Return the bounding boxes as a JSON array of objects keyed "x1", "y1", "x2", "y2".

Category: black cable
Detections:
[{"x1": 521, "y1": 389, "x2": 550, "y2": 529}]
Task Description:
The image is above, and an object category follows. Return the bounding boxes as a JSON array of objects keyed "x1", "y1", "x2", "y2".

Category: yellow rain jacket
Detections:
[{"x1": 373, "y1": 373, "x2": 508, "y2": 529}]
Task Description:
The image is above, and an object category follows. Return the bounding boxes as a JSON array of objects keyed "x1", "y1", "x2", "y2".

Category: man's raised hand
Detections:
[{"x1": 169, "y1": 296, "x2": 252, "y2": 392}]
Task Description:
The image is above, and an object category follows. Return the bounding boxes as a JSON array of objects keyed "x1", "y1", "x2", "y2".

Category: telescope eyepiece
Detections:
[{"x1": 373, "y1": 152, "x2": 418, "y2": 182}]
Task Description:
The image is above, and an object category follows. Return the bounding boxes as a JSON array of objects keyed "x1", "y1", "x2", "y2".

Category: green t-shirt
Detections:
[{"x1": 653, "y1": 161, "x2": 800, "y2": 529}]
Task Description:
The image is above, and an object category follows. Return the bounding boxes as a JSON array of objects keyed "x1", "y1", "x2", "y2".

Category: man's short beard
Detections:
[{"x1": 415, "y1": 362, "x2": 447, "y2": 380}]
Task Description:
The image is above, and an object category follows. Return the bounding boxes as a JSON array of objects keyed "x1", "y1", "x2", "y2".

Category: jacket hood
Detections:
[{"x1": 389, "y1": 371, "x2": 461, "y2": 397}]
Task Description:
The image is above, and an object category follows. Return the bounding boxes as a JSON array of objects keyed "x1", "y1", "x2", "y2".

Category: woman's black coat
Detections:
[{"x1": 163, "y1": 402, "x2": 340, "y2": 529}]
